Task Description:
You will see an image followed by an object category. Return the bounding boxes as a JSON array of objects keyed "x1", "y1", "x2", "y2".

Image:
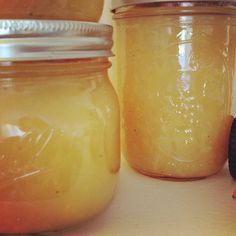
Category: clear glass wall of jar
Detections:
[
  {"x1": 0, "y1": 20, "x2": 120, "y2": 234},
  {"x1": 113, "y1": 0, "x2": 236, "y2": 180}
]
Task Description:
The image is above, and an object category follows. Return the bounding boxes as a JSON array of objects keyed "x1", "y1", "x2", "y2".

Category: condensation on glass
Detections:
[
  {"x1": 0, "y1": 20, "x2": 120, "y2": 234},
  {"x1": 113, "y1": 0, "x2": 236, "y2": 180}
]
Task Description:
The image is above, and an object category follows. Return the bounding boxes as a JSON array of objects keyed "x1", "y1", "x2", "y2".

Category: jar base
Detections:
[
  {"x1": 129, "y1": 164, "x2": 211, "y2": 182},
  {"x1": 0, "y1": 190, "x2": 117, "y2": 235}
]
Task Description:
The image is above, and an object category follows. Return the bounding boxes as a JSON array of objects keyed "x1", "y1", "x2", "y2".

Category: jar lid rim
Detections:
[
  {"x1": 112, "y1": 0, "x2": 236, "y2": 11},
  {"x1": 0, "y1": 20, "x2": 113, "y2": 61}
]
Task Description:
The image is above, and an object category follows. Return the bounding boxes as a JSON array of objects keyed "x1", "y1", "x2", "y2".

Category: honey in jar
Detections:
[
  {"x1": 113, "y1": 0, "x2": 236, "y2": 179},
  {"x1": 0, "y1": 20, "x2": 120, "y2": 233}
]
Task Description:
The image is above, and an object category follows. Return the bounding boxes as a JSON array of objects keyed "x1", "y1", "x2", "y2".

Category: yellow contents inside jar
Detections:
[
  {"x1": 114, "y1": 4, "x2": 236, "y2": 179},
  {"x1": 0, "y1": 59, "x2": 120, "y2": 233},
  {"x1": 0, "y1": 0, "x2": 104, "y2": 21}
]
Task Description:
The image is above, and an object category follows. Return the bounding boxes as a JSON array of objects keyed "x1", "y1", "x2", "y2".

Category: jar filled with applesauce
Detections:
[
  {"x1": 0, "y1": 20, "x2": 119, "y2": 233},
  {"x1": 112, "y1": 0, "x2": 236, "y2": 180},
  {"x1": 0, "y1": 0, "x2": 104, "y2": 21}
]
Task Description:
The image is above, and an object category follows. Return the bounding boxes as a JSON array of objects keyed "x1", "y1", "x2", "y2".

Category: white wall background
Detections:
[{"x1": 100, "y1": 0, "x2": 112, "y2": 24}]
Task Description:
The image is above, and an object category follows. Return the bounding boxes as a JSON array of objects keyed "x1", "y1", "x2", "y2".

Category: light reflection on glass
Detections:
[{"x1": 0, "y1": 124, "x2": 26, "y2": 138}]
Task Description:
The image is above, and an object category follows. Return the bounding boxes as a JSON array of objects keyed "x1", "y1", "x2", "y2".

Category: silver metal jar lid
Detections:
[
  {"x1": 112, "y1": 0, "x2": 236, "y2": 11},
  {"x1": 0, "y1": 20, "x2": 113, "y2": 61}
]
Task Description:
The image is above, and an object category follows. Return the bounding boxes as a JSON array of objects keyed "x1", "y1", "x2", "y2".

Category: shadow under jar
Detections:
[
  {"x1": 112, "y1": 0, "x2": 236, "y2": 180},
  {"x1": 0, "y1": 20, "x2": 120, "y2": 233}
]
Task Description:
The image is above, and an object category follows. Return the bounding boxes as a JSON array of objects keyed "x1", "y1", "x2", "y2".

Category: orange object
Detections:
[{"x1": 232, "y1": 189, "x2": 236, "y2": 199}]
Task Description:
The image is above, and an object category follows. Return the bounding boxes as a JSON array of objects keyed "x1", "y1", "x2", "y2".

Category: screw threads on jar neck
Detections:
[
  {"x1": 113, "y1": 1, "x2": 236, "y2": 19},
  {"x1": 112, "y1": 0, "x2": 236, "y2": 11},
  {"x1": 0, "y1": 58, "x2": 111, "y2": 79}
]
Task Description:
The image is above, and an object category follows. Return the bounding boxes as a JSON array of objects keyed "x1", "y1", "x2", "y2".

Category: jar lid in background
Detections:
[
  {"x1": 0, "y1": 20, "x2": 113, "y2": 61},
  {"x1": 112, "y1": 0, "x2": 236, "y2": 11}
]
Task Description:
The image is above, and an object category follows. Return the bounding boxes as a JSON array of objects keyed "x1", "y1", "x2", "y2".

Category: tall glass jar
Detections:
[
  {"x1": 0, "y1": 20, "x2": 120, "y2": 234},
  {"x1": 113, "y1": 0, "x2": 236, "y2": 180}
]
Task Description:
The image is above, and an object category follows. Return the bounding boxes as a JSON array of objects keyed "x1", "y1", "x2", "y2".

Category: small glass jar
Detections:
[
  {"x1": 0, "y1": 20, "x2": 120, "y2": 233},
  {"x1": 0, "y1": 0, "x2": 104, "y2": 21},
  {"x1": 112, "y1": 0, "x2": 236, "y2": 180}
]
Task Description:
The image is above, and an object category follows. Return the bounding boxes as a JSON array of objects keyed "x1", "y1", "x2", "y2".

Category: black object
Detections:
[{"x1": 228, "y1": 118, "x2": 236, "y2": 179}]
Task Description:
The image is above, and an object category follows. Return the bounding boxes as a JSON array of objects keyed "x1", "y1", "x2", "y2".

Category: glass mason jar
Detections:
[
  {"x1": 0, "y1": 0, "x2": 104, "y2": 21},
  {"x1": 0, "y1": 20, "x2": 120, "y2": 233},
  {"x1": 112, "y1": 0, "x2": 236, "y2": 180}
]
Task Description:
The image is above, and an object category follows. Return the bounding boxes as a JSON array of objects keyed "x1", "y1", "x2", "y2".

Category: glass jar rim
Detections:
[
  {"x1": 112, "y1": 0, "x2": 236, "y2": 11},
  {"x1": 0, "y1": 20, "x2": 113, "y2": 61}
]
